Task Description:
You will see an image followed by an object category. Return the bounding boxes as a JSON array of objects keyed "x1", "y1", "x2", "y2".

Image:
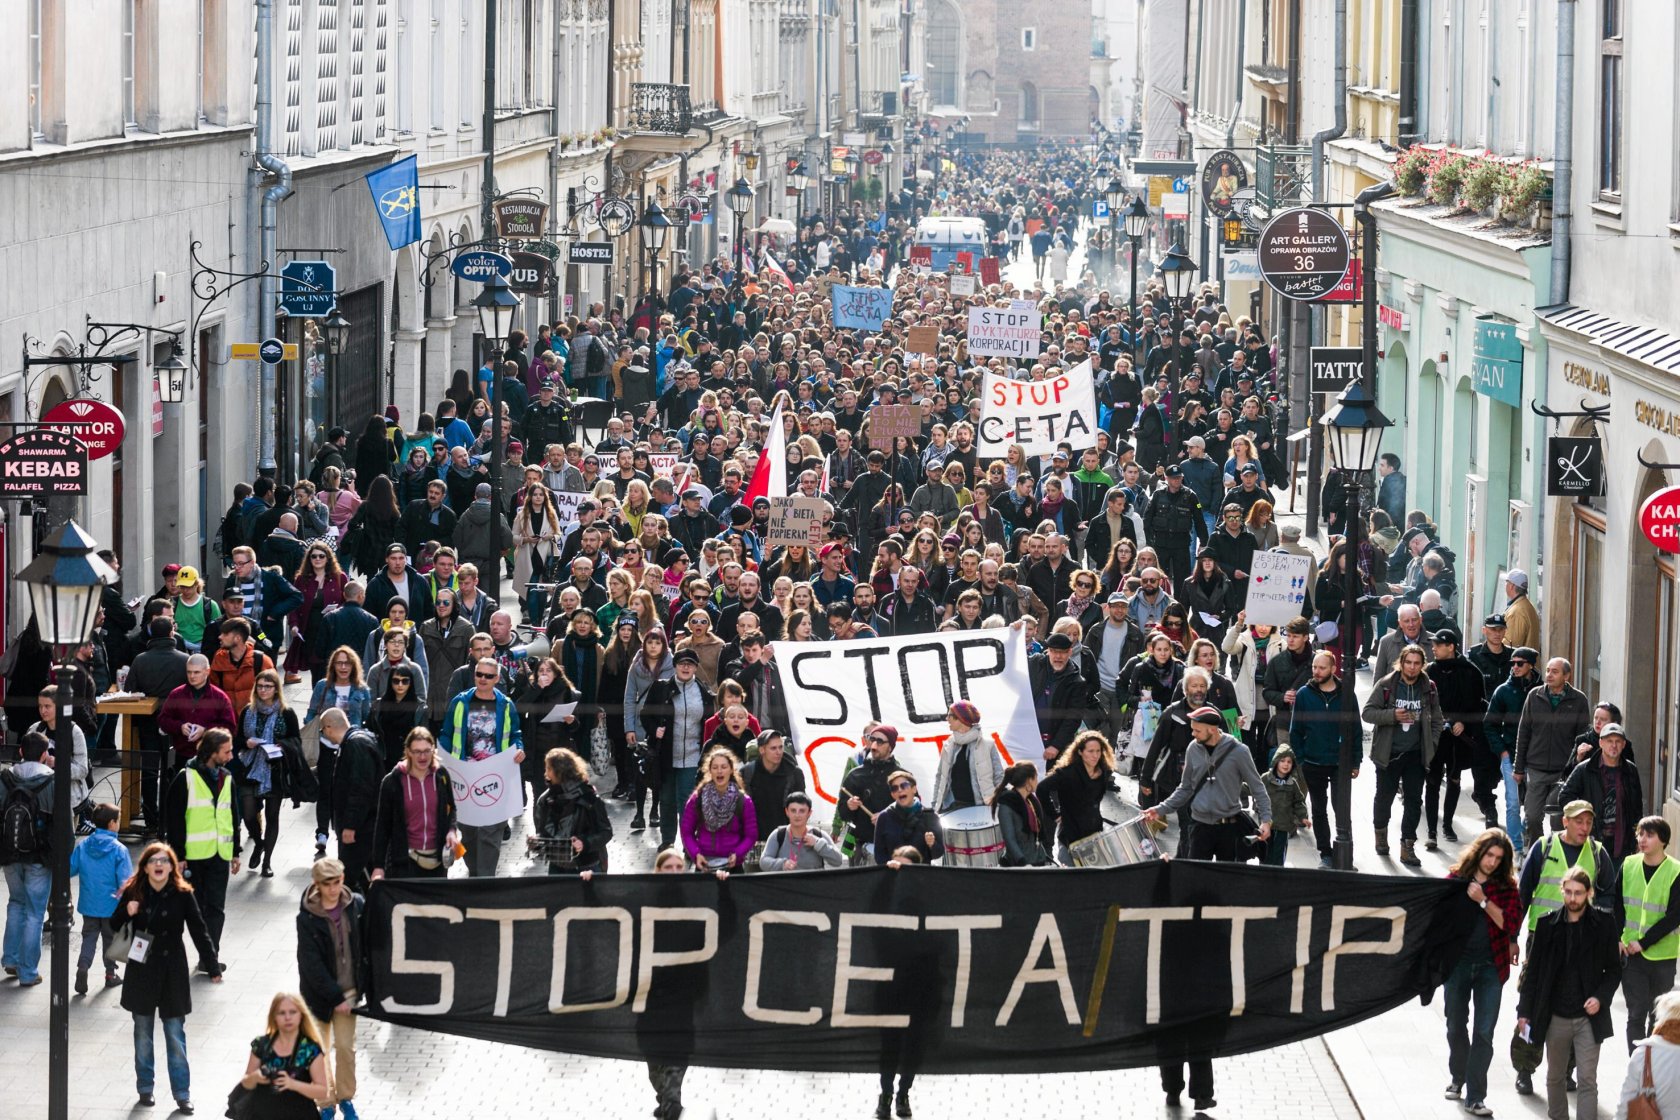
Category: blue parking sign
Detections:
[{"x1": 1092, "y1": 201, "x2": 1109, "y2": 219}]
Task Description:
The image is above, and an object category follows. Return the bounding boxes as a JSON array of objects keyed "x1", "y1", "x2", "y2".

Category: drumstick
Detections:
[{"x1": 1082, "y1": 902, "x2": 1122, "y2": 1038}]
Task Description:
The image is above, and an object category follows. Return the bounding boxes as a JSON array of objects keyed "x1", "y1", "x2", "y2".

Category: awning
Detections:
[{"x1": 1537, "y1": 303, "x2": 1680, "y2": 378}]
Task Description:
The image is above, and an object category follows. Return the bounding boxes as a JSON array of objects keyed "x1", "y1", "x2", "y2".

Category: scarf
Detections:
[
  {"x1": 1064, "y1": 590, "x2": 1093, "y2": 618},
  {"x1": 699, "y1": 782, "x2": 742, "y2": 833},
  {"x1": 1039, "y1": 493, "x2": 1067, "y2": 523},
  {"x1": 890, "y1": 796, "x2": 926, "y2": 825}
]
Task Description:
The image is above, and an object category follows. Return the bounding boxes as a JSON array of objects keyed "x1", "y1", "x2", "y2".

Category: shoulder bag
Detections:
[{"x1": 1628, "y1": 1045, "x2": 1662, "y2": 1120}]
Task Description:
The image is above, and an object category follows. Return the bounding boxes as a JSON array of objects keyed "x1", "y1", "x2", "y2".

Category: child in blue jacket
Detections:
[{"x1": 69, "y1": 803, "x2": 133, "y2": 993}]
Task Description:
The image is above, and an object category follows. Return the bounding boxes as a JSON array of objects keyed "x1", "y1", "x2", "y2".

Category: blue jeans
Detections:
[
  {"x1": 1443, "y1": 956, "x2": 1503, "y2": 1103},
  {"x1": 660, "y1": 765, "x2": 698, "y2": 850},
  {"x1": 133, "y1": 1012, "x2": 190, "y2": 1101},
  {"x1": 3, "y1": 862, "x2": 51, "y2": 982},
  {"x1": 1500, "y1": 754, "x2": 1524, "y2": 849}
]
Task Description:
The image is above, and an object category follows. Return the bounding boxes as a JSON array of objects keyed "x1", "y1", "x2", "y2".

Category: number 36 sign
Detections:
[{"x1": 1257, "y1": 208, "x2": 1352, "y2": 302}]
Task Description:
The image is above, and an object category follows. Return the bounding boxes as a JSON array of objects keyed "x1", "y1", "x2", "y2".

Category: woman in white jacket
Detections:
[
  {"x1": 931, "y1": 701, "x2": 1005, "y2": 813},
  {"x1": 1618, "y1": 992, "x2": 1680, "y2": 1119},
  {"x1": 1221, "y1": 613, "x2": 1287, "y2": 764}
]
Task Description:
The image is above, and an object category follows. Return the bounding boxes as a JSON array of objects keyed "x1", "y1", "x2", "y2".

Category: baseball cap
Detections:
[
  {"x1": 1505, "y1": 568, "x2": 1529, "y2": 590},
  {"x1": 385, "y1": 543, "x2": 407, "y2": 557},
  {"x1": 819, "y1": 541, "x2": 848, "y2": 559},
  {"x1": 174, "y1": 565, "x2": 201, "y2": 588},
  {"x1": 1106, "y1": 592, "x2": 1128, "y2": 606},
  {"x1": 1163, "y1": 465, "x2": 1183, "y2": 478},
  {"x1": 1600, "y1": 722, "x2": 1628, "y2": 740},
  {"x1": 1185, "y1": 436, "x2": 1205, "y2": 448},
  {"x1": 681, "y1": 488, "x2": 703, "y2": 500},
  {"x1": 1281, "y1": 524, "x2": 1303, "y2": 540},
  {"x1": 1431, "y1": 628, "x2": 1461, "y2": 646},
  {"x1": 1239, "y1": 463, "x2": 1259, "y2": 476},
  {"x1": 673, "y1": 649, "x2": 701, "y2": 666},
  {"x1": 1562, "y1": 799, "x2": 1596, "y2": 820},
  {"x1": 1189, "y1": 706, "x2": 1226, "y2": 727}
]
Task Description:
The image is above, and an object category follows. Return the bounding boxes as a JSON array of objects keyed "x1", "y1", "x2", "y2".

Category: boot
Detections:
[
  {"x1": 876, "y1": 1091, "x2": 893, "y2": 1119},
  {"x1": 1374, "y1": 828, "x2": 1390, "y2": 856},
  {"x1": 1425, "y1": 831, "x2": 1438, "y2": 852},
  {"x1": 1400, "y1": 840, "x2": 1422, "y2": 867},
  {"x1": 74, "y1": 968, "x2": 88, "y2": 996},
  {"x1": 896, "y1": 1088, "x2": 912, "y2": 1117},
  {"x1": 630, "y1": 813, "x2": 647, "y2": 831}
]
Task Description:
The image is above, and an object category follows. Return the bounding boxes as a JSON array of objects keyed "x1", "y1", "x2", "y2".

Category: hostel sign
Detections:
[{"x1": 1471, "y1": 319, "x2": 1524, "y2": 408}]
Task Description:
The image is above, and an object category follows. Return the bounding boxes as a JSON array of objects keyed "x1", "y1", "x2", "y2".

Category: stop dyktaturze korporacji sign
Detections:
[{"x1": 967, "y1": 305, "x2": 1041, "y2": 359}]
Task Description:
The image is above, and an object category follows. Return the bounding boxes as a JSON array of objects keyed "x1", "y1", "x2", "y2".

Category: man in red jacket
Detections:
[{"x1": 156, "y1": 654, "x2": 238, "y2": 787}]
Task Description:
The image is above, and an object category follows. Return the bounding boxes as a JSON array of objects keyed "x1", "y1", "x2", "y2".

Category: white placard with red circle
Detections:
[{"x1": 42, "y1": 399, "x2": 126, "y2": 461}]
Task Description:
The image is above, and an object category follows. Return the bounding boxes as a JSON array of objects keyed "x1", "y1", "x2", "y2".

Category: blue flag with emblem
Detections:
[{"x1": 365, "y1": 155, "x2": 422, "y2": 250}]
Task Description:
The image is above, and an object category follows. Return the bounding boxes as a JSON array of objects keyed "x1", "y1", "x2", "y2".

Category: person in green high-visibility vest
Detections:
[
  {"x1": 1617, "y1": 815, "x2": 1680, "y2": 1051},
  {"x1": 163, "y1": 726, "x2": 239, "y2": 977}
]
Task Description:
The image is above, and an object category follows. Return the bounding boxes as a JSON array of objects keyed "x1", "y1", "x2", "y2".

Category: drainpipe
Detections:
[
  {"x1": 1549, "y1": 0, "x2": 1575, "y2": 305},
  {"x1": 253, "y1": 0, "x2": 292, "y2": 478},
  {"x1": 1214, "y1": 0, "x2": 1247, "y2": 278},
  {"x1": 1286, "y1": 0, "x2": 1300, "y2": 143},
  {"x1": 1300, "y1": 0, "x2": 1346, "y2": 535},
  {"x1": 1398, "y1": 0, "x2": 1419, "y2": 145}
]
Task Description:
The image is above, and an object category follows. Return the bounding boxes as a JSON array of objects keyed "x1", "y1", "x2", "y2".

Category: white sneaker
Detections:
[
  {"x1": 1464, "y1": 1101, "x2": 1493, "y2": 1117},
  {"x1": 1444, "y1": 1081, "x2": 1463, "y2": 1099}
]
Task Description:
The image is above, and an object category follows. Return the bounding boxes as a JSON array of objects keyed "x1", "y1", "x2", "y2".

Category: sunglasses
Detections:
[
  {"x1": 474, "y1": 672, "x2": 498, "y2": 680},
  {"x1": 889, "y1": 782, "x2": 914, "y2": 792}
]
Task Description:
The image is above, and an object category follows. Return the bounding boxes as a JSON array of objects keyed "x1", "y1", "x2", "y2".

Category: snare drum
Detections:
[
  {"x1": 1067, "y1": 816, "x2": 1166, "y2": 868},
  {"x1": 941, "y1": 806, "x2": 1006, "y2": 867}
]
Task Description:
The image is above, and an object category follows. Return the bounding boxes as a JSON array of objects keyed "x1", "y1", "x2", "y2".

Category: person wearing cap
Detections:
[
  {"x1": 1503, "y1": 567, "x2": 1539, "y2": 650},
  {"x1": 1085, "y1": 591, "x2": 1145, "y2": 744},
  {"x1": 399, "y1": 477, "x2": 459, "y2": 556},
  {"x1": 1140, "y1": 666, "x2": 1220, "y2": 850},
  {"x1": 1515, "y1": 658, "x2": 1592, "y2": 846},
  {"x1": 1145, "y1": 705, "x2": 1272, "y2": 863},
  {"x1": 440, "y1": 657, "x2": 526, "y2": 876},
  {"x1": 639, "y1": 649, "x2": 715, "y2": 849},
  {"x1": 1560, "y1": 721, "x2": 1644, "y2": 862},
  {"x1": 1363, "y1": 642, "x2": 1444, "y2": 866},
  {"x1": 1425, "y1": 628, "x2": 1490, "y2": 848},
  {"x1": 1144, "y1": 464, "x2": 1206, "y2": 589},
  {"x1": 1468, "y1": 614, "x2": 1514, "y2": 698},
  {"x1": 170, "y1": 565, "x2": 221, "y2": 654},
  {"x1": 1028, "y1": 631, "x2": 1096, "y2": 762},
  {"x1": 1484, "y1": 646, "x2": 1542, "y2": 849},
  {"x1": 930, "y1": 700, "x2": 1004, "y2": 813},
  {"x1": 909, "y1": 457, "x2": 960, "y2": 530},
  {"x1": 364, "y1": 542, "x2": 431, "y2": 623},
  {"x1": 1515, "y1": 865, "x2": 1622, "y2": 1113}
]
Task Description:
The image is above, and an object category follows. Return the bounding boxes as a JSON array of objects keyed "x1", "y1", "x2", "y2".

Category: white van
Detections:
[{"x1": 913, "y1": 217, "x2": 990, "y2": 271}]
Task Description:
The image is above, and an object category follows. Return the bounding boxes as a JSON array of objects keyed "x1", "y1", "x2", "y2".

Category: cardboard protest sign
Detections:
[
  {"x1": 765, "y1": 495, "x2": 828, "y2": 549},
  {"x1": 1244, "y1": 551, "x2": 1314, "y2": 627},
  {"x1": 866, "y1": 404, "x2": 922, "y2": 448},
  {"x1": 906, "y1": 326, "x2": 940, "y2": 355}
]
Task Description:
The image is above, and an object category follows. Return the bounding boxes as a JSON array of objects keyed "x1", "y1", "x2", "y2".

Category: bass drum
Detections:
[
  {"x1": 1067, "y1": 816, "x2": 1167, "y2": 868},
  {"x1": 940, "y1": 806, "x2": 1006, "y2": 867}
]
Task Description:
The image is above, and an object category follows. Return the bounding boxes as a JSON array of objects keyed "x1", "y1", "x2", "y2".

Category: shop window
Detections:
[
  {"x1": 1659, "y1": 561, "x2": 1679, "y2": 800},
  {"x1": 1571, "y1": 506, "x2": 1605, "y2": 707}
]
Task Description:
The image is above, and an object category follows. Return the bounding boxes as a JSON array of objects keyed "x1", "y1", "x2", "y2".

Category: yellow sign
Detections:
[
  {"x1": 1148, "y1": 176, "x2": 1172, "y2": 206},
  {"x1": 1222, "y1": 219, "x2": 1244, "y2": 244},
  {"x1": 230, "y1": 343, "x2": 299, "y2": 361}
]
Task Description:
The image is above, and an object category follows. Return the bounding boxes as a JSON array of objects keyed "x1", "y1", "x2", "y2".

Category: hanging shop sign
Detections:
[
  {"x1": 0, "y1": 429, "x2": 89, "y2": 498},
  {"x1": 493, "y1": 198, "x2": 549, "y2": 240},
  {"x1": 1200, "y1": 149, "x2": 1248, "y2": 216},
  {"x1": 567, "y1": 242, "x2": 616, "y2": 266},
  {"x1": 1545, "y1": 436, "x2": 1605, "y2": 498},
  {"x1": 451, "y1": 250, "x2": 513, "y2": 282},
  {"x1": 1471, "y1": 318, "x2": 1524, "y2": 409},
  {"x1": 1256, "y1": 208, "x2": 1352, "y2": 302},
  {"x1": 278, "y1": 260, "x2": 337, "y2": 318},
  {"x1": 1309, "y1": 348, "x2": 1363, "y2": 395},
  {"x1": 42, "y1": 398, "x2": 126, "y2": 461},
  {"x1": 1639, "y1": 485, "x2": 1680, "y2": 553},
  {"x1": 508, "y1": 251, "x2": 553, "y2": 294}
]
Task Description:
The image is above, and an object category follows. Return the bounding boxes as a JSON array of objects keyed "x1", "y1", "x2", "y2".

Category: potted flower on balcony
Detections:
[
  {"x1": 1459, "y1": 155, "x2": 1510, "y2": 216},
  {"x1": 1501, "y1": 161, "x2": 1548, "y2": 225},
  {"x1": 1394, "y1": 146, "x2": 1432, "y2": 197},
  {"x1": 1426, "y1": 149, "x2": 1472, "y2": 208}
]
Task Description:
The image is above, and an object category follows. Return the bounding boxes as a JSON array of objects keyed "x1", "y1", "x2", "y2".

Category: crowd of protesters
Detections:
[{"x1": 2, "y1": 135, "x2": 1673, "y2": 1120}]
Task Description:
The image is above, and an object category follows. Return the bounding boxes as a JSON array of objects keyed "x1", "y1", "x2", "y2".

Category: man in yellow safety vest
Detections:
[
  {"x1": 1618, "y1": 814, "x2": 1680, "y2": 1051},
  {"x1": 164, "y1": 726, "x2": 239, "y2": 975}
]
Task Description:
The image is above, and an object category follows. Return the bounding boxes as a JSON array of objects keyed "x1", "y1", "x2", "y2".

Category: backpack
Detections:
[
  {"x1": 0, "y1": 783, "x2": 46, "y2": 864},
  {"x1": 585, "y1": 337, "x2": 607, "y2": 376}
]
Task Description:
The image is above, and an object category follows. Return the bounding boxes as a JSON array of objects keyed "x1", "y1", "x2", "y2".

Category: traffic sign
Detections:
[
  {"x1": 279, "y1": 260, "x2": 337, "y2": 318},
  {"x1": 1092, "y1": 201, "x2": 1110, "y2": 219},
  {"x1": 1256, "y1": 208, "x2": 1353, "y2": 301},
  {"x1": 258, "y1": 338, "x2": 287, "y2": 365},
  {"x1": 231, "y1": 342, "x2": 298, "y2": 361},
  {"x1": 42, "y1": 399, "x2": 126, "y2": 460},
  {"x1": 451, "y1": 249, "x2": 513, "y2": 282},
  {"x1": 1172, "y1": 177, "x2": 1190, "y2": 194}
]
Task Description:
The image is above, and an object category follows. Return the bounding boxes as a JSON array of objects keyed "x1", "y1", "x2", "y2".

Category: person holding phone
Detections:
[{"x1": 236, "y1": 992, "x2": 333, "y2": 1118}]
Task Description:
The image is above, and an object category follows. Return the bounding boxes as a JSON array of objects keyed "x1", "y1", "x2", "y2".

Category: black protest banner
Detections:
[{"x1": 362, "y1": 863, "x2": 1467, "y2": 1073}]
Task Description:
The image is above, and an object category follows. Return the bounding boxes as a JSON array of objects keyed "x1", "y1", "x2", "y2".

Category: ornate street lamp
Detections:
[
  {"x1": 1320, "y1": 380, "x2": 1393, "y2": 871},
  {"x1": 20, "y1": 521, "x2": 114, "y2": 1120},
  {"x1": 154, "y1": 341, "x2": 188, "y2": 404},
  {"x1": 727, "y1": 177, "x2": 754, "y2": 274},
  {"x1": 470, "y1": 273, "x2": 521, "y2": 603}
]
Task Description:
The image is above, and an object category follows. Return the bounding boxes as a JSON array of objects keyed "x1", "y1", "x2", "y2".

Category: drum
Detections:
[
  {"x1": 1067, "y1": 816, "x2": 1167, "y2": 868},
  {"x1": 941, "y1": 806, "x2": 1006, "y2": 867}
]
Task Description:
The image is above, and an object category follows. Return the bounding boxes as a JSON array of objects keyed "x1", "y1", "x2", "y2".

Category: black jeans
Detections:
[
  {"x1": 1242, "y1": 712, "x2": 1273, "y2": 774},
  {"x1": 237, "y1": 787, "x2": 281, "y2": 866},
  {"x1": 1301, "y1": 762, "x2": 1340, "y2": 857},
  {"x1": 1426, "y1": 744, "x2": 1464, "y2": 838},
  {"x1": 1373, "y1": 749, "x2": 1426, "y2": 841},
  {"x1": 1622, "y1": 954, "x2": 1677, "y2": 1051},
  {"x1": 337, "y1": 827, "x2": 372, "y2": 890},
  {"x1": 1160, "y1": 1059, "x2": 1215, "y2": 1100},
  {"x1": 1187, "y1": 819, "x2": 1253, "y2": 862},
  {"x1": 314, "y1": 747, "x2": 338, "y2": 840}
]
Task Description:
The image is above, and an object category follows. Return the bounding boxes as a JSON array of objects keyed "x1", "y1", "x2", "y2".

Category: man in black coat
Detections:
[
  {"x1": 399, "y1": 479, "x2": 460, "y2": 555},
  {"x1": 741, "y1": 732, "x2": 806, "y2": 841},
  {"x1": 1143, "y1": 466, "x2": 1207, "y2": 588},
  {"x1": 669, "y1": 489, "x2": 722, "y2": 556},
  {"x1": 1560, "y1": 724, "x2": 1643, "y2": 862},
  {"x1": 328, "y1": 711, "x2": 385, "y2": 888},
  {"x1": 317, "y1": 581, "x2": 380, "y2": 667},
  {"x1": 1205, "y1": 503, "x2": 1258, "y2": 603},
  {"x1": 837, "y1": 725, "x2": 900, "y2": 849},
  {"x1": 1425, "y1": 628, "x2": 1489, "y2": 839},
  {"x1": 1515, "y1": 867, "x2": 1621, "y2": 1119},
  {"x1": 1029, "y1": 633, "x2": 1094, "y2": 764}
]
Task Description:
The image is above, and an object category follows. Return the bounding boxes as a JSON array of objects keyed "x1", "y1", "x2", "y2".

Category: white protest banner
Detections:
[
  {"x1": 772, "y1": 625, "x2": 1043, "y2": 807},
  {"x1": 949, "y1": 274, "x2": 977, "y2": 297},
  {"x1": 1009, "y1": 299, "x2": 1040, "y2": 312},
  {"x1": 764, "y1": 495, "x2": 827, "y2": 549},
  {"x1": 967, "y1": 305, "x2": 1041, "y2": 360},
  {"x1": 438, "y1": 750, "x2": 525, "y2": 827},
  {"x1": 648, "y1": 452, "x2": 679, "y2": 480},
  {"x1": 977, "y1": 360, "x2": 1099, "y2": 456},
  {"x1": 550, "y1": 488, "x2": 591, "y2": 530},
  {"x1": 589, "y1": 452, "x2": 619, "y2": 476},
  {"x1": 1244, "y1": 550, "x2": 1314, "y2": 627}
]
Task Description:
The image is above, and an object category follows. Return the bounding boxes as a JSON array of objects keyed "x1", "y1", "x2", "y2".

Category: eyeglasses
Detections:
[
  {"x1": 145, "y1": 856, "x2": 173, "y2": 867},
  {"x1": 870, "y1": 735, "x2": 892, "y2": 745}
]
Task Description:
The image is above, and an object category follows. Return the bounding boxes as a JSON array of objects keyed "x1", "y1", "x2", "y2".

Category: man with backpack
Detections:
[
  {"x1": 1, "y1": 731, "x2": 57, "y2": 986},
  {"x1": 570, "y1": 317, "x2": 608, "y2": 398}
]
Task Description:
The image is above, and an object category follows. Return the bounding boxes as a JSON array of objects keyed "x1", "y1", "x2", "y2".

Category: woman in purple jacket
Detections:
[{"x1": 678, "y1": 747, "x2": 758, "y2": 869}]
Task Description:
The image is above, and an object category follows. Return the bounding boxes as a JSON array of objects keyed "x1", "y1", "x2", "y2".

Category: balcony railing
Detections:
[
  {"x1": 1257, "y1": 144, "x2": 1314, "y2": 211},
  {"x1": 630, "y1": 83, "x2": 694, "y2": 135}
]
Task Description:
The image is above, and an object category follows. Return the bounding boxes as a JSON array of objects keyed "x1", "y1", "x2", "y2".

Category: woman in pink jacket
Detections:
[{"x1": 679, "y1": 747, "x2": 757, "y2": 869}]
